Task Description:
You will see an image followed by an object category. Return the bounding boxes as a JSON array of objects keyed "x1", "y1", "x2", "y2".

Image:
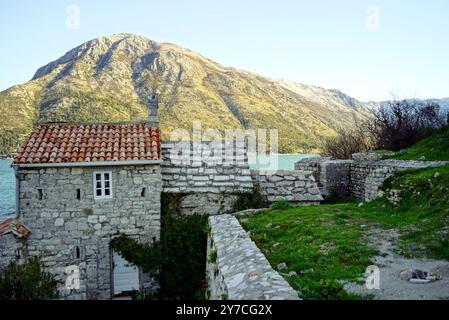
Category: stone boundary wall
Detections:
[
  {"x1": 206, "y1": 214, "x2": 299, "y2": 300},
  {"x1": 251, "y1": 170, "x2": 323, "y2": 203},
  {"x1": 352, "y1": 160, "x2": 447, "y2": 201},
  {"x1": 161, "y1": 141, "x2": 254, "y2": 215},
  {"x1": 161, "y1": 141, "x2": 253, "y2": 194},
  {"x1": 295, "y1": 158, "x2": 351, "y2": 198},
  {"x1": 296, "y1": 155, "x2": 448, "y2": 202}
]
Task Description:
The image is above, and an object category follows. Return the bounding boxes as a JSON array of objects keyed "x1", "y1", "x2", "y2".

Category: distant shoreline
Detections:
[{"x1": 0, "y1": 154, "x2": 13, "y2": 160}]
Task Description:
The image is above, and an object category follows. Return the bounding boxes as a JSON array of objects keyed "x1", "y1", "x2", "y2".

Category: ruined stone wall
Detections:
[
  {"x1": 295, "y1": 155, "x2": 447, "y2": 202},
  {"x1": 161, "y1": 141, "x2": 253, "y2": 215},
  {"x1": 296, "y1": 159, "x2": 351, "y2": 199},
  {"x1": 206, "y1": 214, "x2": 299, "y2": 300},
  {"x1": 350, "y1": 160, "x2": 447, "y2": 201},
  {"x1": 5, "y1": 164, "x2": 161, "y2": 300},
  {"x1": 251, "y1": 170, "x2": 323, "y2": 204}
]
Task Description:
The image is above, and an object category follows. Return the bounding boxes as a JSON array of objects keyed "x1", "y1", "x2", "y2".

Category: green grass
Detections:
[
  {"x1": 389, "y1": 126, "x2": 449, "y2": 161},
  {"x1": 239, "y1": 165, "x2": 449, "y2": 299},
  {"x1": 239, "y1": 204, "x2": 377, "y2": 300},
  {"x1": 361, "y1": 165, "x2": 449, "y2": 259}
]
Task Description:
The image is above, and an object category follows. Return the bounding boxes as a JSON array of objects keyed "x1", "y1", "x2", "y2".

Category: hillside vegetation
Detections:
[
  {"x1": 0, "y1": 33, "x2": 370, "y2": 154},
  {"x1": 390, "y1": 125, "x2": 449, "y2": 161}
]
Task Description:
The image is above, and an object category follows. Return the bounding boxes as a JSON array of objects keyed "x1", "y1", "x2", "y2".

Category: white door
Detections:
[{"x1": 112, "y1": 251, "x2": 140, "y2": 295}]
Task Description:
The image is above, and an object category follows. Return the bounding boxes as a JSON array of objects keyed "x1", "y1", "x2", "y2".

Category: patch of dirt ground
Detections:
[{"x1": 343, "y1": 227, "x2": 449, "y2": 300}]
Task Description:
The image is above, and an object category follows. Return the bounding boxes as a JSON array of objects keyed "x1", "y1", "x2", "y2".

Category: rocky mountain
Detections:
[{"x1": 0, "y1": 33, "x2": 372, "y2": 154}]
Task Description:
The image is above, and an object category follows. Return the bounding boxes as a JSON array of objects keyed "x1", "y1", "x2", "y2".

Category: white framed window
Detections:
[{"x1": 93, "y1": 171, "x2": 113, "y2": 199}]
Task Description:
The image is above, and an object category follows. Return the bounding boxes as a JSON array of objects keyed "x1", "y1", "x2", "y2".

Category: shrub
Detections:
[
  {"x1": 366, "y1": 100, "x2": 446, "y2": 151},
  {"x1": 270, "y1": 199, "x2": 292, "y2": 210},
  {"x1": 232, "y1": 185, "x2": 268, "y2": 212},
  {"x1": 323, "y1": 99, "x2": 447, "y2": 159},
  {"x1": 323, "y1": 126, "x2": 372, "y2": 159},
  {"x1": 208, "y1": 250, "x2": 217, "y2": 263},
  {"x1": 0, "y1": 256, "x2": 59, "y2": 300},
  {"x1": 314, "y1": 279, "x2": 352, "y2": 300}
]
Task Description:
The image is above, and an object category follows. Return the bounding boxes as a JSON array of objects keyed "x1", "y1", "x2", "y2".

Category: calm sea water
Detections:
[
  {"x1": 247, "y1": 154, "x2": 319, "y2": 170},
  {"x1": 0, "y1": 160, "x2": 15, "y2": 220},
  {"x1": 0, "y1": 154, "x2": 318, "y2": 221}
]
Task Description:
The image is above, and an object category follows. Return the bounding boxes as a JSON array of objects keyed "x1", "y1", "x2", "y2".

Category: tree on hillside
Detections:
[
  {"x1": 366, "y1": 100, "x2": 446, "y2": 151},
  {"x1": 323, "y1": 99, "x2": 448, "y2": 159}
]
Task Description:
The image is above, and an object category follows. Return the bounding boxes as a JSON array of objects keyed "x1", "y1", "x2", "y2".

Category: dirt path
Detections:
[{"x1": 344, "y1": 227, "x2": 449, "y2": 300}]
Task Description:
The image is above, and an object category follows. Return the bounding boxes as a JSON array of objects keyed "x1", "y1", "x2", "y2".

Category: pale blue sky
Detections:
[{"x1": 1, "y1": 0, "x2": 448, "y2": 101}]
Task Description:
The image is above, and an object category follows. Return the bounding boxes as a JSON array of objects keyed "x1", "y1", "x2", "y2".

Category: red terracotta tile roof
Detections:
[
  {"x1": 13, "y1": 122, "x2": 161, "y2": 164},
  {"x1": 0, "y1": 218, "x2": 15, "y2": 235},
  {"x1": 0, "y1": 218, "x2": 31, "y2": 239}
]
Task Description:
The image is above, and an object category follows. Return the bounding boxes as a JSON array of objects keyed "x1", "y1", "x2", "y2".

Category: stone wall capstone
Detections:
[{"x1": 206, "y1": 214, "x2": 299, "y2": 300}]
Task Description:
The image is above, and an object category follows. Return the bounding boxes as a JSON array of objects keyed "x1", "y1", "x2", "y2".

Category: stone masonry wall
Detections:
[
  {"x1": 161, "y1": 141, "x2": 253, "y2": 194},
  {"x1": 206, "y1": 214, "x2": 299, "y2": 300},
  {"x1": 0, "y1": 233, "x2": 26, "y2": 270},
  {"x1": 252, "y1": 170, "x2": 323, "y2": 204},
  {"x1": 351, "y1": 160, "x2": 447, "y2": 201},
  {"x1": 295, "y1": 156, "x2": 447, "y2": 202},
  {"x1": 2, "y1": 164, "x2": 161, "y2": 300},
  {"x1": 296, "y1": 159, "x2": 351, "y2": 199},
  {"x1": 161, "y1": 141, "x2": 253, "y2": 215}
]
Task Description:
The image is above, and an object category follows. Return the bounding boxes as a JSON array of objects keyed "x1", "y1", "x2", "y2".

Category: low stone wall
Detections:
[
  {"x1": 161, "y1": 141, "x2": 253, "y2": 194},
  {"x1": 206, "y1": 214, "x2": 299, "y2": 300},
  {"x1": 252, "y1": 170, "x2": 323, "y2": 203},
  {"x1": 296, "y1": 159, "x2": 351, "y2": 199},
  {"x1": 350, "y1": 159, "x2": 447, "y2": 201},
  {"x1": 161, "y1": 141, "x2": 254, "y2": 215},
  {"x1": 177, "y1": 193, "x2": 239, "y2": 216},
  {"x1": 296, "y1": 155, "x2": 448, "y2": 202}
]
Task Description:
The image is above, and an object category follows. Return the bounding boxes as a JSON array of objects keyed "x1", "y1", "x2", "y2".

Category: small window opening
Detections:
[
  {"x1": 93, "y1": 172, "x2": 112, "y2": 199},
  {"x1": 141, "y1": 187, "x2": 146, "y2": 197},
  {"x1": 76, "y1": 247, "x2": 80, "y2": 259},
  {"x1": 38, "y1": 189, "x2": 43, "y2": 200},
  {"x1": 76, "y1": 189, "x2": 81, "y2": 200},
  {"x1": 16, "y1": 249, "x2": 21, "y2": 259}
]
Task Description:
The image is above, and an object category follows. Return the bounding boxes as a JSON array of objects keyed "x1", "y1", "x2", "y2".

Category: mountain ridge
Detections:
[{"x1": 0, "y1": 33, "x2": 371, "y2": 154}]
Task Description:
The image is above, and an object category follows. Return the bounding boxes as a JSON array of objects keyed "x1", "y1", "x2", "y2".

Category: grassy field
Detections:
[
  {"x1": 239, "y1": 165, "x2": 449, "y2": 299},
  {"x1": 239, "y1": 204, "x2": 376, "y2": 299}
]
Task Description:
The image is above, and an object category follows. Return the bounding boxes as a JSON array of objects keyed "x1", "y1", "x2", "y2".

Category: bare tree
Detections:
[
  {"x1": 323, "y1": 99, "x2": 447, "y2": 159},
  {"x1": 365, "y1": 99, "x2": 445, "y2": 151}
]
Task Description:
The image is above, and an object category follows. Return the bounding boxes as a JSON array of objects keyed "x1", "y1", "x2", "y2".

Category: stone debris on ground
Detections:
[
  {"x1": 399, "y1": 269, "x2": 442, "y2": 284},
  {"x1": 344, "y1": 228, "x2": 449, "y2": 300}
]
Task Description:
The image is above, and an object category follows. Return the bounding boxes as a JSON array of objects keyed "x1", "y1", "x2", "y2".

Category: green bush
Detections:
[
  {"x1": 0, "y1": 257, "x2": 59, "y2": 300},
  {"x1": 270, "y1": 199, "x2": 292, "y2": 210},
  {"x1": 111, "y1": 193, "x2": 208, "y2": 300},
  {"x1": 232, "y1": 185, "x2": 268, "y2": 212},
  {"x1": 208, "y1": 250, "x2": 217, "y2": 263},
  {"x1": 303, "y1": 279, "x2": 354, "y2": 300}
]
